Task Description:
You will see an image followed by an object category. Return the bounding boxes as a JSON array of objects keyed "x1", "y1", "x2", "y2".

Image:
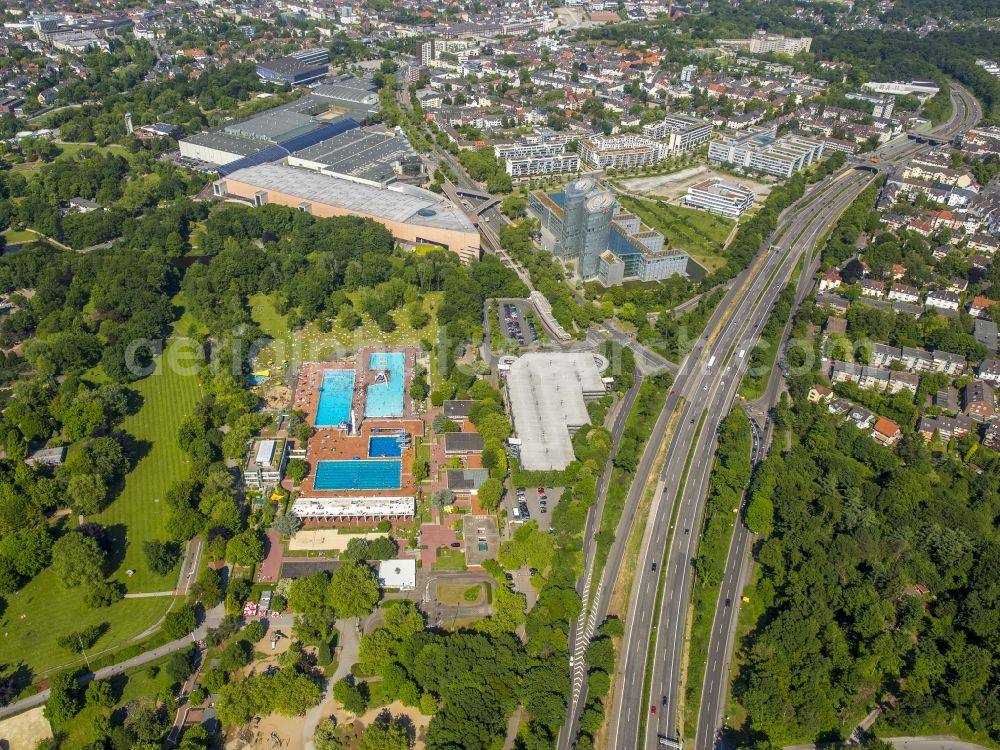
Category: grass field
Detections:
[
  {"x1": 436, "y1": 583, "x2": 485, "y2": 606},
  {"x1": 619, "y1": 196, "x2": 735, "y2": 272},
  {"x1": 12, "y1": 142, "x2": 132, "y2": 176},
  {"x1": 3, "y1": 229, "x2": 39, "y2": 245},
  {"x1": 0, "y1": 335, "x2": 200, "y2": 678},
  {"x1": 55, "y1": 651, "x2": 179, "y2": 747},
  {"x1": 94, "y1": 336, "x2": 203, "y2": 592},
  {"x1": 431, "y1": 548, "x2": 466, "y2": 571},
  {"x1": 249, "y1": 291, "x2": 442, "y2": 376}
]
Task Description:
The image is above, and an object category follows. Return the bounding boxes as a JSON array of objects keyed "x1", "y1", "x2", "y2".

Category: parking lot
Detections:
[
  {"x1": 498, "y1": 301, "x2": 539, "y2": 345},
  {"x1": 506, "y1": 485, "x2": 562, "y2": 533}
]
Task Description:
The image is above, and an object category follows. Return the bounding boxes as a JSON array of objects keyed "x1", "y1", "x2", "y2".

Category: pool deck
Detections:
[
  {"x1": 302, "y1": 418, "x2": 425, "y2": 498},
  {"x1": 293, "y1": 346, "x2": 420, "y2": 427}
]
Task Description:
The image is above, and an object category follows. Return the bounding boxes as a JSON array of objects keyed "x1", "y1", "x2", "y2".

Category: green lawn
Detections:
[
  {"x1": 0, "y1": 570, "x2": 178, "y2": 678},
  {"x1": 55, "y1": 651, "x2": 179, "y2": 746},
  {"x1": 249, "y1": 291, "x2": 441, "y2": 378},
  {"x1": 619, "y1": 196, "x2": 735, "y2": 272},
  {"x1": 12, "y1": 142, "x2": 133, "y2": 176},
  {"x1": 431, "y1": 548, "x2": 467, "y2": 571},
  {"x1": 3, "y1": 229, "x2": 39, "y2": 245},
  {"x1": 94, "y1": 336, "x2": 203, "y2": 592}
]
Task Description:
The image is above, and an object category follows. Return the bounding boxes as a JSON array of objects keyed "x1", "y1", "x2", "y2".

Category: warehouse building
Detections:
[
  {"x1": 506, "y1": 352, "x2": 610, "y2": 471},
  {"x1": 684, "y1": 178, "x2": 755, "y2": 218},
  {"x1": 178, "y1": 76, "x2": 380, "y2": 173},
  {"x1": 214, "y1": 163, "x2": 481, "y2": 263}
]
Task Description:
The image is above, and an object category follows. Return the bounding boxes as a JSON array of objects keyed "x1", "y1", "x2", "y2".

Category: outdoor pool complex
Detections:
[
  {"x1": 365, "y1": 352, "x2": 405, "y2": 418},
  {"x1": 369, "y1": 435, "x2": 404, "y2": 458},
  {"x1": 313, "y1": 459, "x2": 402, "y2": 490},
  {"x1": 315, "y1": 369, "x2": 356, "y2": 427}
]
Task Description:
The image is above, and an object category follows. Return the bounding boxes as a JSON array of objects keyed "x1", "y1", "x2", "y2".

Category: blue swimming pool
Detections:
[
  {"x1": 369, "y1": 435, "x2": 405, "y2": 457},
  {"x1": 315, "y1": 369, "x2": 356, "y2": 427},
  {"x1": 365, "y1": 352, "x2": 405, "y2": 418},
  {"x1": 313, "y1": 459, "x2": 402, "y2": 490}
]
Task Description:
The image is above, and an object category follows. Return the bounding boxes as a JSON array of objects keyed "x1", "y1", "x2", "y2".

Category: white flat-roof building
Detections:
[
  {"x1": 579, "y1": 135, "x2": 669, "y2": 170},
  {"x1": 684, "y1": 178, "x2": 755, "y2": 218},
  {"x1": 378, "y1": 559, "x2": 416, "y2": 590},
  {"x1": 862, "y1": 80, "x2": 941, "y2": 98},
  {"x1": 243, "y1": 438, "x2": 288, "y2": 490},
  {"x1": 506, "y1": 153, "x2": 580, "y2": 177},
  {"x1": 292, "y1": 496, "x2": 416, "y2": 521},
  {"x1": 506, "y1": 352, "x2": 609, "y2": 471},
  {"x1": 641, "y1": 114, "x2": 714, "y2": 152}
]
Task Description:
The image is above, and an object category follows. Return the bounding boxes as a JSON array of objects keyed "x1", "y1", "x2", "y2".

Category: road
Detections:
[{"x1": 688, "y1": 82, "x2": 982, "y2": 750}]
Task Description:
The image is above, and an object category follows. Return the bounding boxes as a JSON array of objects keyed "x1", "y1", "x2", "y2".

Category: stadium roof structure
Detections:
[
  {"x1": 223, "y1": 163, "x2": 479, "y2": 234},
  {"x1": 290, "y1": 126, "x2": 417, "y2": 184},
  {"x1": 506, "y1": 352, "x2": 608, "y2": 471}
]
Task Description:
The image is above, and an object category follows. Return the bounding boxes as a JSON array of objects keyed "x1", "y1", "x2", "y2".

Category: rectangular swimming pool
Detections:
[
  {"x1": 369, "y1": 435, "x2": 404, "y2": 458},
  {"x1": 365, "y1": 352, "x2": 405, "y2": 418},
  {"x1": 313, "y1": 459, "x2": 402, "y2": 491},
  {"x1": 315, "y1": 369, "x2": 355, "y2": 427}
]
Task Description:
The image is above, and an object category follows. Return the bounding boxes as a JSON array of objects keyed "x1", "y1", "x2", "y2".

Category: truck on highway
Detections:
[
  {"x1": 706, "y1": 355, "x2": 716, "y2": 371},
  {"x1": 738, "y1": 349, "x2": 745, "y2": 359},
  {"x1": 658, "y1": 736, "x2": 682, "y2": 749}
]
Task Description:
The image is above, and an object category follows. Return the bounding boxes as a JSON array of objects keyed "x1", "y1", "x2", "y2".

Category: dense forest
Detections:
[{"x1": 736, "y1": 392, "x2": 1000, "y2": 747}]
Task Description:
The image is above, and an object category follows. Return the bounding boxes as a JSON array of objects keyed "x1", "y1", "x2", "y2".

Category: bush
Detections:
[{"x1": 317, "y1": 639, "x2": 332, "y2": 666}]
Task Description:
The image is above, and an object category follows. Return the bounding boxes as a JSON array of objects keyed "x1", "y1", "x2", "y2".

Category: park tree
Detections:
[
  {"x1": 477, "y1": 478, "x2": 503, "y2": 511},
  {"x1": 51, "y1": 532, "x2": 105, "y2": 587},
  {"x1": 289, "y1": 571, "x2": 332, "y2": 614},
  {"x1": 358, "y1": 716, "x2": 411, "y2": 750},
  {"x1": 143, "y1": 539, "x2": 181, "y2": 576},
  {"x1": 286, "y1": 458, "x2": 307, "y2": 484},
  {"x1": 44, "y1": 671, "x2": 81, "y2": 725},
  {"x1": 162, "y1": 604, "x2": 197, "y2": 640},
  {"x1": 332, "y1": 677, "x2": 369, "y2": 714},
  {"x1": 329, "y1": 561, "x2": 380, "y2": 618},
  {"x1": 272, "y1": 513, "x2": 302, "y2": 537},
  {"x1": 315, "y1": 717, "x2": 346, "y2": 750},
  {"x1": 226, "y1": 528, "x2": 265, "y2": 566}
]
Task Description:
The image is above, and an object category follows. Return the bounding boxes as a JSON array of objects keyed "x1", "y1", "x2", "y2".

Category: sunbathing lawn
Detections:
[
  {"x1": 93, "y1": 336, "x2": 203, "y2": 593},
  {"x1": 249, "y1": 291, "x2": 441, "y2": 378}
]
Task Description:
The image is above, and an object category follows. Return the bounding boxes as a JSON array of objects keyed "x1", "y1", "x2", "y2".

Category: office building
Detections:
[
  {"x1": 579, "y1": 134, "x2": 668, "y2": 170},
  {"x1": 642, "y1": 114, "x2": 714, "y2": 151},
  {"x1": 214, "y1": 164, "x2": 481, "y2": 263},
  {"x1": 684, "y1": 178, "x2": 755, "y2": 218},
  {"x1": 708, "y1": 130, "x2": 824, "y2": 178},
  {"x1": 528, "y1": 178, "x2": 690, "y2": 286}
]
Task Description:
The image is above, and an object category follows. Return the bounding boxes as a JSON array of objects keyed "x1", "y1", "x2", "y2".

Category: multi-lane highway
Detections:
[{"x1": 688, "y1": 82, "x2": 982, "y2": 750}]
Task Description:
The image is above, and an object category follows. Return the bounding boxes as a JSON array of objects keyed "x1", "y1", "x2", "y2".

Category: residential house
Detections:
[
  {"x1": 888, "y1": 283, "x2": 919, "y2": 304},
  {"x1": 984, "y1": 421, "x2": 1000, "y2": 452},
  {"x1": 443, "y1": 432, "x2": 485, "y2": 455},
  {"x1": 831, "y1": 360, "x2": 860, "y2": 384},
  {"x1": 860, "y1": 279, "x2": 885, "y2": 298},
  {"x1": 824, "y1": 316, "x2": 847, "y2": 337},
  {"x1": 925, "y1": 289, "x2": 960, "y2": 311},
  {"x1": 808, "y1": 384, "x2": 833, "y2": 403},
  {"x1": 918, "y1": 414, "x2": 973, "y2": 441},
  {"x1": 964, "y1": 380, "x2": 995, "y2": 421},
  {"x1": 819, "y1": 270, "x2": 842, "y2": 291},
  {"x1": 888, "y1": 370, "x2": 919, "y2": 394},
  {"x1": 977, "y1": 358, "x2": 1000, "y2": 385},
  {"x1": 969, "y1": 296, "x2": 997, "y2": 320},
  {"x1": 949, "y1": 277, "x2": 969, "y2": 294},
  {"x1": 935, "y1": 387, "x2": 959, "y2": 413},
  {"x1": 872, "y1": 417, "x2": 901, "y2": 446},
  {"x1": 847, "y1": 406, "x2": 875, "y2": 429},
  {"x1": 859, "y1": 366, "x2": 891, "y2": 391}
]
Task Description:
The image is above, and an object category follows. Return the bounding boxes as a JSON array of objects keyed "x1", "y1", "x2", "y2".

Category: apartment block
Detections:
[
  {"x1": 641, "y1": 114, "x2": 714, "y2": 151},
  {"x1": 579, "y1": 134, "x2": 669, "y2": 170},
  {"x1": 684, "y1": 178, "x2": 755, "y2": 218},
  {"x1": 708, "y1": 130, "x2": 824, "y2": 179}
]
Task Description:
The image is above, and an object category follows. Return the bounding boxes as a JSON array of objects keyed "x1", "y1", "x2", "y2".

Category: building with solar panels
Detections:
[{"x1": 178, "y1": 75, "x2": 381, "y2": 174}]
